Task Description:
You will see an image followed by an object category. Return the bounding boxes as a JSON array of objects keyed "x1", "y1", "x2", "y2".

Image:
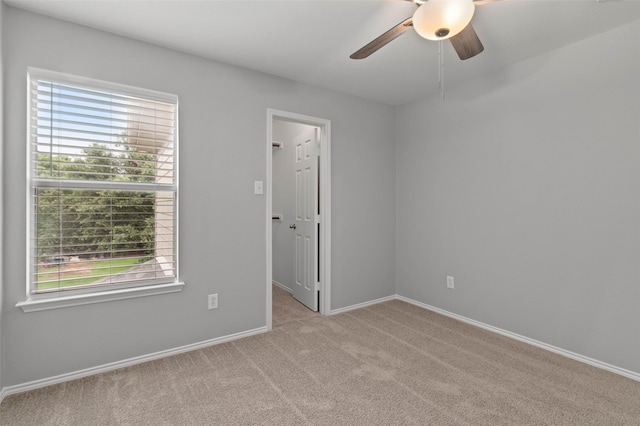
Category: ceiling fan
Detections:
[{"x1": 351, "y1": 0, "x2": 496, "y2": 61}]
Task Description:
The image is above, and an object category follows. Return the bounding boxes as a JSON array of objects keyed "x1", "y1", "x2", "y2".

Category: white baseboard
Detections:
[
  {"x1": 330, "y1": 294, "x2": 396, "y2": 315},
  {"x1": 272, "y1": 280, "x2": 292, "y2": 293},
  {"x1": 0, "y1": 326, "x2": 268, "y2": 403},
  {"x1": 396, "y1": 295, "x2": 640, "y2": 383},
  {"x1": 3, "y1": 295, "x2": 637, "y2": 405}
]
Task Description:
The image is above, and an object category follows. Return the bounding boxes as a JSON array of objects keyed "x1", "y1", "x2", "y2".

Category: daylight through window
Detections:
[{"x1": 28, "y1": 69, "x2": 178, "y2": 295}]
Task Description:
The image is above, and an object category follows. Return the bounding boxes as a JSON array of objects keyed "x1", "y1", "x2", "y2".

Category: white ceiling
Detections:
[{"x1": 5, "y1": 0, "x2": 640, "y2": 106}]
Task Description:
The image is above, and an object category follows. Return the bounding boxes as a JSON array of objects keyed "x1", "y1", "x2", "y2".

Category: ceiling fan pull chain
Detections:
[
  {"x1": 438, "y1": 40, "x2": 442, "y2": 89},
  {"x1": 439, "y1": 40, "x2": 445, "y2": 101}
]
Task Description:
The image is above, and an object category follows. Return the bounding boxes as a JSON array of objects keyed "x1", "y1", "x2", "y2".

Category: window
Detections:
[{"x1": 24, "y1": 68, "x2": 180, "y2": 308}]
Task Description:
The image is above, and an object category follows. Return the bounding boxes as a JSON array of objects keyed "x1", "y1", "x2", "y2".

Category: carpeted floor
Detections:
[
  {"x1": 272, "y1": 284, "x2": 318, "y2": 327},
  {"x1": 1, "y1": 287, "x2": 639, "y2": 425}
]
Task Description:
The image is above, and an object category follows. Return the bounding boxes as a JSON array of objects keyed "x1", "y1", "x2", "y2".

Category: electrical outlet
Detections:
[
  {"x1": 446, "y1": 276, "x2": 455, "y2": 289},
  {"x1": 208, "y1": 293, "x2": 218, "y2": 310}
]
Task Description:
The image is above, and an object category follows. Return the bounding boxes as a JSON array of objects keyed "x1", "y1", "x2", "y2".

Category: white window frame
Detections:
[{"x1": 17, "y1": 68, "x2": 184, "y2": 312}]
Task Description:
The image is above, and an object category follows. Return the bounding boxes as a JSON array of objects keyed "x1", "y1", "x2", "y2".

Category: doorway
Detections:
[{"x1": 266, "y1": 109, "x2": 331, "y2": 330}]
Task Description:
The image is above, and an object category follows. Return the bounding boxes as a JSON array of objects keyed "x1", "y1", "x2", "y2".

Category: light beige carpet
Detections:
[
  {"x1": 272, "y1": 284, "x2": 318, "y2": 327},
  {"x1": 1, "y1": 291, "x2": 639, "y2": 425}
]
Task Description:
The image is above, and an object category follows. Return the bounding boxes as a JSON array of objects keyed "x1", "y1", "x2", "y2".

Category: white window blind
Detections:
[{"x1": 28, "y1": 68, "x2": 178, "y2": 295}]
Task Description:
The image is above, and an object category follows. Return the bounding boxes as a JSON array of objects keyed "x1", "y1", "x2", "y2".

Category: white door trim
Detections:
[{"x1": 266, "y1": 109, "x2": 331, "y2": 330}]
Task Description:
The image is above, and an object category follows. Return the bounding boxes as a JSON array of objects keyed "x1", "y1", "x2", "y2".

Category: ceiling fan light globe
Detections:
[{"x1": 412, "y1": 0, "x2": 475, "y2": 41}]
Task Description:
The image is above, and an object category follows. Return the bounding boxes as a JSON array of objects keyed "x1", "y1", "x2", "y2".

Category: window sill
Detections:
[{"x1": 16, "y1": 281, "x2": 186, "y2": 313}]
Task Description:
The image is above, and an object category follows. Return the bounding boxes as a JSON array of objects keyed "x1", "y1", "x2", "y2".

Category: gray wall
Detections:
[
  {"x1": 271, "y1": 120, "x2": 315, "y2": 291},
  {"x1": 0, "y1": 0, "x2": 5, "y2": 392},
  {"x1": 2, "y1": 7, "x2": 396, "y2": 387},
  {"x1": 396, "y1": 20, "x2": 640, "y2": 373}
]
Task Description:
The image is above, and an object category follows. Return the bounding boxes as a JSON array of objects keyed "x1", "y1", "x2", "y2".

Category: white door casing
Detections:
[{"x1": 293, "y1": 128, "x2": 319, "y2": 311}]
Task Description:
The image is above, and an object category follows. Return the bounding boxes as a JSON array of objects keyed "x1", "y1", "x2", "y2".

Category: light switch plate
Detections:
[{"x1": 254, "y1": 180, "x2": 263, "y2": 195}]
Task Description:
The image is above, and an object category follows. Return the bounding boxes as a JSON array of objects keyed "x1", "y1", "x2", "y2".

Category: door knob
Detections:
[{"x1": 289, "y1": 224, "x2": 296, "y2": 229}]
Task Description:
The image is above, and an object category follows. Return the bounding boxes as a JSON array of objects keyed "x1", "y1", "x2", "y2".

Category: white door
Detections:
[{"x1": 292, "y1": 128, "x2": 319, "y2": 311}]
